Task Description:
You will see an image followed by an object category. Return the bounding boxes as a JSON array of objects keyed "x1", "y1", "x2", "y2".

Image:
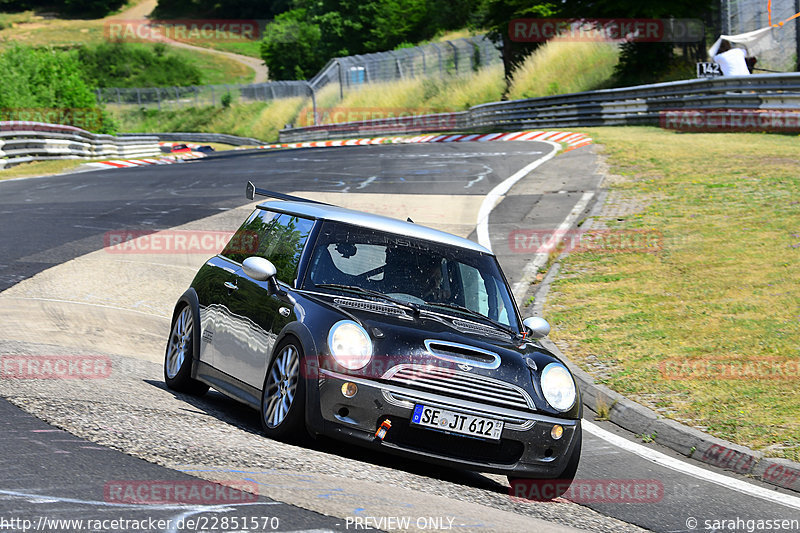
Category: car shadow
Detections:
[{"x1": 144, "y1": 378, "x2": 509, "y2": 494}]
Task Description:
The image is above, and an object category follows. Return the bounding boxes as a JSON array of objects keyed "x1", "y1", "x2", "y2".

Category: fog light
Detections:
[
  {"x1": 341, "y1": 382, "x2": 358, "y2": 398},
  {"x1": 551, "y1": 424, "x2": 564, "y2": 440}
]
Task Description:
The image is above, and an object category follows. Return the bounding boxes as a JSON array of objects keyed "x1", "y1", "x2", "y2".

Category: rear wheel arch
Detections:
[{"x1": 171, "y1": 288, "x2": 202, "y2": 367}]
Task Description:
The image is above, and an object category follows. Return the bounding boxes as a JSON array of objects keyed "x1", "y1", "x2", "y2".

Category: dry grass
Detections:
[
  {"x1": 112, "y1": 97, "x2": 309, "y2": 142},
  {"x1": 507, "y1": 36, "x2": 619, "y2": 100},
  {"x1": 0, "y1": 159, "x2": 85, "y2": 180},
  {"x1": 294, "y1": 64, "x2": 506, "y2": 127},
  {"x1": 546, "y1": 127, "x2": 800, "y2": 460}
]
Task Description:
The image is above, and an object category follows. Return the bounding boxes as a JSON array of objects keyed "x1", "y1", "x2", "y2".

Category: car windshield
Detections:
[{"x1": 303, "y1": 221, "x2": 520, "y2": 331}]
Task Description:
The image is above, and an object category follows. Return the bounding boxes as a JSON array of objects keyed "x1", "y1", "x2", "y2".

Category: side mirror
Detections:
[
  {"x1": 242, "y1": 257, "x2": 277, "y2": 282},
  {"x1": 523, "y1": 317, "x2": 551, "y2": 339}
]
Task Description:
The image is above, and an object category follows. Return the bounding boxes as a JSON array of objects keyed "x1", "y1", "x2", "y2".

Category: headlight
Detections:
[
  {"x1": 328, "y1": 321, "x2": 372, "y2": 370},
  {"x1": 540, "y1": 363, "x2": 576, "y2": 412}
]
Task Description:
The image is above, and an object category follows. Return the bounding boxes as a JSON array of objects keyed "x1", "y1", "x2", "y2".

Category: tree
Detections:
[
  {"x1": 260, "y1": 9, "x2": 324, "y2": 80},
  {"x1": 476, "y1": 0, "x2": 557, "y2": 85},
  {"x1": 559, "y1": 0, "x2": 715, "y2": 84},
  {"x1": 0, "y1": 0, "x2": 126, "y2": 17},
  {"x1": 153, "y1": 0, "x2": 292, "y2": 19}
]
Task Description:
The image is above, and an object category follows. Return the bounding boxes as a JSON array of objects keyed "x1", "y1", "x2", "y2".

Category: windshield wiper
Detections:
[
  {"x1": 314, "y1": 284, "x2": 421, "y2": 315},
  {"x1": 424, "y1": 302, "x2": 516, "y2": 337}
]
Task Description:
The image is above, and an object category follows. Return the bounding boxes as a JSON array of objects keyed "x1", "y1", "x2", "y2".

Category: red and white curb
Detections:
[
  {"x1": 86, "y1": 131, "x2": 591, "y2": 169},
  {"x1": 85, "y1": 152, "x2": 205, "y2": 169},
  {"x1": 245, "y1": 130, "x2": 593, "y2": 153}
]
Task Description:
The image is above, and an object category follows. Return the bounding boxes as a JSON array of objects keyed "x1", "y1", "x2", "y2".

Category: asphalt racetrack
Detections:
[{"x1": 0, "y1": 143, "x2": 798, "y2": 532}]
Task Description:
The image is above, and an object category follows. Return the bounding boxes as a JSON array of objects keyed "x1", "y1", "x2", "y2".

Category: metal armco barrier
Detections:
[
  {"x1": 0, "y1": 122, "x2": 159, "y2": 169},
  {"x1": 280, "y1": 73, "x2": 800, "y2": 141},
  {"x1": 117, "y1": 132, "x2": 266, "y2": 146},
  {"x1": 279, "y1": 112, "x2": 470, "y2": 142}
]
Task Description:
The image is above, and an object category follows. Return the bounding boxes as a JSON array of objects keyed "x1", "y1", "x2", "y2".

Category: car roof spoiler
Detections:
[{"x1": 246, "y1": 181, "x2": 331, "y2": 205}]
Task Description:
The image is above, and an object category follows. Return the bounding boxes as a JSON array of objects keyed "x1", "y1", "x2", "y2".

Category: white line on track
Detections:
[
  {"x1": 0, "y1": 488, "x2": 281, "y2": 511},
  {"x1": 0, "y1": 296, "x2": 169, "y2": 319},
  {"x1": 476, "y1": 140, "x2": 562, "y2": 253},
  {"x1": 511, "y1": 191, "x2": 594, "y2": 302},
  {"x1": 583, "y1": 421, "x2": 800, "y2": 511}
]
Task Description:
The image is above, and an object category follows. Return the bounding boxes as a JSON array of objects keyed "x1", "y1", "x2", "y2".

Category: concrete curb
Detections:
[{"x1": 525, "y1": 149, "x2": 800, "y2": 495}]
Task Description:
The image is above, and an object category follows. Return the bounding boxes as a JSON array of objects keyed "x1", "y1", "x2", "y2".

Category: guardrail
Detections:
[
  {"x1": 0, "y1": 122, "x2": 160, "y2": 169},
  {"x1": 278, "y1": 112, "x2": 470, "y2": 142},
  {"x1": 279, "y1": 73, "x2": 800, "y2": 141},
  {"x1": 117, "y1": 132, "x2": 266, "y2": 146}
]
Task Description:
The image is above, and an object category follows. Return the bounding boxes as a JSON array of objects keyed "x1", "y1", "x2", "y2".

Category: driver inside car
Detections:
[{"x1": 420, "y1": 258, "x2": 451, "y2": 302}]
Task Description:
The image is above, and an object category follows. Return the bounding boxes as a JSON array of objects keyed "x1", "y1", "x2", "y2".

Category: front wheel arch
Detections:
[{"x1": 260, "y1": 337, "x2": 307, "y2": 441}]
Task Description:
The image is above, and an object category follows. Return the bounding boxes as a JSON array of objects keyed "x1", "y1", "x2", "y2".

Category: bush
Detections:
[
  {"x1": 62, "y1": 0, "x2": 126, "y2": 17},
  {"x1": 76, "y1": 42, "x2": 203, "y2": 88},
  {"x1": 0, "y1": 44, "x2": 113, "y2": 133}
]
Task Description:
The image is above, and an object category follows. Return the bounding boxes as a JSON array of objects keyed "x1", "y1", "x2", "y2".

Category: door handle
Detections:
[{"x1": 223, "y1": 281, "x2": 238, "y2": 291}]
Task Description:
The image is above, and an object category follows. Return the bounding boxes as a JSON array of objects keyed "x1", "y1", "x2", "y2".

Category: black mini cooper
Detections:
[{"x1": 165, "y1": 183, "x2": 582, "y2": 490}]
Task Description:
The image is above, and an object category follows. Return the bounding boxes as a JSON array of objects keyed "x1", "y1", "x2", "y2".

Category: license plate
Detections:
[{"x1": 411, "y1": 404, "x2": 503, "y2": 440}]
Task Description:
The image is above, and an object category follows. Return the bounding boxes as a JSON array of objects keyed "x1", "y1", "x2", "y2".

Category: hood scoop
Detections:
[{"x1": 424, "y1": 340, "x2": 501, "y2": 370}]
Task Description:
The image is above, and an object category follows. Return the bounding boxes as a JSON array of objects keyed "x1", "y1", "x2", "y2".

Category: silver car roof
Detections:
[{"x1": 258, "y1": 200, "x2": 492, "y2": 255}]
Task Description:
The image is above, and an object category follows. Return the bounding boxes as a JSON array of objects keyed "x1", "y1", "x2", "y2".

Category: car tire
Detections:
[
  {"x1": 507, "y1": 430, "x2": 582, "y2": 501},
  {"x1": 260, "y1": 338, "x2": 307, "y2": 441},
  {"x1": 164, "y1": 303, "x2": 209, "y2": 396}
]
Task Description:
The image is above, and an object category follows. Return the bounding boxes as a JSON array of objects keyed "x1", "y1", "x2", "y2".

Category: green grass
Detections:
[
  {"x1": 508, "y1": 36, "x2": 619, "y2": 99},
  {"x1": 545, "y1": 127, "x2": 800, "y2": 461},
  {"x1": 112, "y1": 97, "x2": 309, "y2": 141},
  {"x1": 167, "y1": 38, "x2": 263, "y2": 59},
  {"x1": 167, "y1": 46, "x2": 253, "y2": 85},
  {"x1": 0, "y1": 10, "x2": 34, "y2": 30},
  {"x1": 0, "y1": 6, "x2": 254, "y2": 85},
  {"x1": 0, "y1": 159, "x2": 86, "y2": 180}
]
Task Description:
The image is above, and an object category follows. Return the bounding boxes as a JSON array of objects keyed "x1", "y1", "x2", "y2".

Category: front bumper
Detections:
[{"x1": 317, "y1": 369, "x2": 580, "y2": 478}]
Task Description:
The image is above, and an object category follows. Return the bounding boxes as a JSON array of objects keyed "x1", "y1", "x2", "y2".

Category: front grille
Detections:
[
  {"x1": 333, "y1": 298, "x2": 409, "y2": 318},
  {"x1": 383, "y1": 364, "x2": 534, "y2": 411},
  {"x1": 382, "y1": 416, "x2": 524, "y2": 465}
]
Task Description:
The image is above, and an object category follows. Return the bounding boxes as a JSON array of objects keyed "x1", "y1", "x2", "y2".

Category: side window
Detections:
[
  {"x1": 262, "y1": 214, "x2": 315, "y2": 283},
  {"x1": 459, "y1": 263, "x2": 489, "y2": 315},
  {"x1": 222, "y1": 209, "x2": 276, "y2": 264},
  {"x1": 222, "y1": 209, "x2": 314, "y2": 283},
  {"x1": 458, "y1": 263, "x2": 504, "y2": 321}
]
